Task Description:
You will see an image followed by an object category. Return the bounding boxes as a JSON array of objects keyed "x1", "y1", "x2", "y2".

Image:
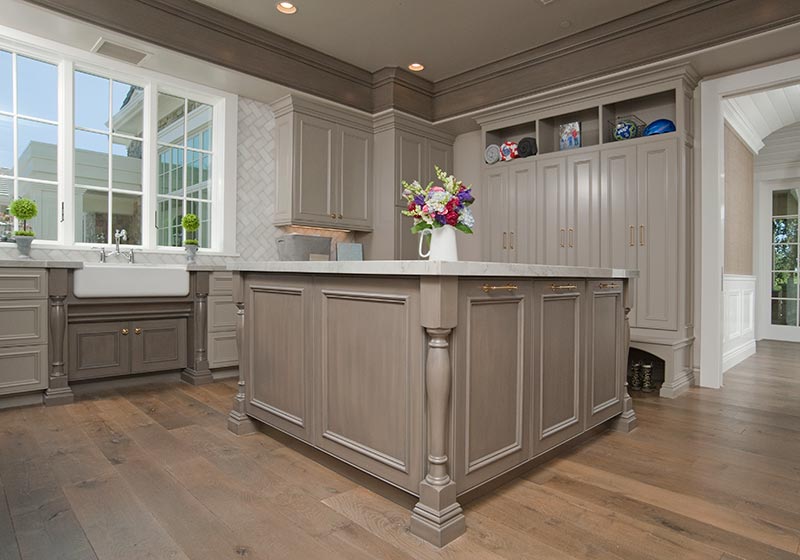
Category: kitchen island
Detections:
[{"x1": 226, "y1": 261, "x2": 638, "y2": 547}]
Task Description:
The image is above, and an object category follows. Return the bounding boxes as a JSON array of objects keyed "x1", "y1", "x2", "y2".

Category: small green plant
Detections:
[
  {"x1": 9, "y1": 198, "x2": 37, "y2": 237},
  {"x1": 181, "y1": 213, "x2": 200, "y2": 246}
]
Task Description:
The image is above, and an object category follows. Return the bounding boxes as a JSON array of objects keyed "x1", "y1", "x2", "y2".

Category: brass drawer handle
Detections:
[
  {"x1": 510, "y1": 232, "x2": 514, "y2": 250},
  {"x1": 481, "y1": 284, "x2": 518, "y2": 294},
  {"x1": 599, "y1": 283, "x2": 620, "y2": 289},
  {"x1": 550, "y1": 284, "x2": 577, "y2": 291},
  {"x1": 560, "y1": 228, "x2": 565, "y2": 247},
  {"x1": 337, "y1": 213, "x2": 343, "y2": 219},
  {"x1": 330, "y1": 213, "x2": 336, "y2": 219},
  {"x1": 121, "y1": 328, "x2": 129, "y2": 336},
  {"x1": 640, "y1": 224, "x2": 645, "y2": 246},
  {"x1": 502, "y1": 232, "x2": 507, "y2": 250},
  {"x1": 568, "y1": 227, "x2": 574, "y2": 248},
  {"x1": 629, "y1": 225, "x2": 635, "y2": 247},
  {"x1": 134, "y1": 328, "x2": 142, "y2": 335}
]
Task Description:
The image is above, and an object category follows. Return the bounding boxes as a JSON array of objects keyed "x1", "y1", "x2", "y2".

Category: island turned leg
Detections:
[
  {"x1": 228, "y1": 273, "x2": 256, "y2": 435},
  {"x1": 45, "y1": 269, "x2": 73, "y2": 406},
  {"x1": 182, "y1": 271, "x2": 214, "y2": 385},
  {"x1": 613, "y1": 305, "x2": 638, "y2": 433},
  {"x1": 410, "y1": 326, "x2": 466, "y2": 547}
]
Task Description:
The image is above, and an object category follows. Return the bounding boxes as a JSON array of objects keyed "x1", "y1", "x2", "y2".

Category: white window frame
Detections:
[{"x1": 0, "y1": 26, "x2": 238, "y2": 255}]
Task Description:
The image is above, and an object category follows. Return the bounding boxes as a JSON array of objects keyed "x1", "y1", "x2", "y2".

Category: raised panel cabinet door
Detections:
[
  {"x1": 509, "y1": 163, "x2": 534, "y2": 264},
  {"x1": 68, "y1": 321, "x2": 131, "y2": 380},
  {"x1": 314, "y1": 277, "x2": 422, "y2": 492},
  {"x1": 636, "y1": 138, "x2": 678, "y2": 330},
  {"x1": 397, "y1": 210, "x2": 421, "y2": 260},
  {"x1": 0, "y1": 300, "x2": 48, "y2": 348},
  {"x1": 0, "y1": 268, "x2": 47, "y2": 300},
  {"x1": 337, "y1": 125, "x2": 372, "y2": 230},
  {"x1": 0, "y1": 345, "x2": 47, "y2": 395},
  {"x1": 536, "y1": 156, "x2": 567, "y2": 266},
  {"x1": 585, "y1": 281, "x2": 625, "y2": 429},
  {"x1": 566, "y1": 152, "x2": 600, "y2": 267},
  {"x1": 427, "y1": 139, "x2": 452, "y2": 184},
  {"x1": 481, "y1": 167, "x2": 509, "y2": 262},
  {"x1": 294, "y1": 113, "x2": 336, "y2": 226},
  {"x1": 532, "y1": 280, "x2": 585, "y2": 454},
  {"x1": 245, "y1": 275, "x2": 313, "y2": 442},
  {"x1": 208, "y1": 331, "x2": 238, "y2": 369},
  {"x1": 454, "y1": 279, "x2": 532, "y2": 491},
  {"x1": 208, "y1": 295, "x2": 236, "y2": 333},
  {"x1": 209, "y1": 271, "x2": 233, "y2": 296},
  {"x1": 396, "y1": 131, "x2": 426, "y2": 206},
  {"x1": 131, "y1": 319, "x2": 188, "y2": 374}
]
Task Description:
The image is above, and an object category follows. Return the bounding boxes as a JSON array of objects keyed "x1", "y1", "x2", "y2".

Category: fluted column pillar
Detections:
[
  {"x1": 613, "y1": 296, "x2": 638, "y2": 433},
  {"x1": 44, "y1": 269, "x2": 73, "y2": 406},
  {"x1": 228, "y1": 271, "x2": 256, "y2": 435},
  {"x1": 182, "y1": 270, "x2": 214, "y2": 385}
]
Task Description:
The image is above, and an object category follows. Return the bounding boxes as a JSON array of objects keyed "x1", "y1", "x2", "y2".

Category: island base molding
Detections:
[{"x1": 629, "y1": 335, "x2": 694, "y2": 398}]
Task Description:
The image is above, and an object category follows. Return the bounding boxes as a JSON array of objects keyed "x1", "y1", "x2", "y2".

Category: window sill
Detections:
[{"x1": 0, "y1": 241, "x2": 240, "y2": 259}]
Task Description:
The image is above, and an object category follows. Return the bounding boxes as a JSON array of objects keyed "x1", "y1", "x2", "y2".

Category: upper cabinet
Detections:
[{"x1": 273, "y1": 95, "x2": 373, "y2": 231}]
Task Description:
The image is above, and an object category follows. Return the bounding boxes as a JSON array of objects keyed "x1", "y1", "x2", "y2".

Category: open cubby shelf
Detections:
[{"x1": 483, "y1": 89, "x2": 677, "y2": 164}]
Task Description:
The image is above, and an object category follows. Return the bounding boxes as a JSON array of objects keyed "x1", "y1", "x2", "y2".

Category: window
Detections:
[
  {"x1": 0, "y1": 38, "x2": 233, "y2": 252},
  {"x1": 771, "y1": 189, "x2": 800, "y2": 326},
  {"x1": 0, "y1": 50, "x2": 59, "y2": 241}
]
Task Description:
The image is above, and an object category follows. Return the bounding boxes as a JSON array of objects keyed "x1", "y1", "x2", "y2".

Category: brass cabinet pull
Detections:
[
  {"x1": 550, "y1": 284, "x2": 577, "y2": 291},
  {"x1": 510, "y1": 232, "x2": 514, "y2": 250},
  {"x1": 640, "y1": 224, "x2": 645, "y2": 246},
  {"x1": 121, "y1": 328, "x2": 129, "y2": 336},
  {"x1": 502, "y1": 232, "x2": 507, "y2": 250},
  {"x1": 481, "y1": 284, "x2": 518, "y2": 294},
  {"x1": 568, "y1": 227, "x2": 574, "y2": 248},
  {"x1": 599, "y1": 283, "x2": 620, "y2": 289},
  {"x1": 337, "y1": 213, "x2": 343, "y2": 219},
  {"x1": 330, "y1": 213, "x2": 336, "y2": 219},
  {"x1": 134, "y1": 328, "x2": 142, "y2": 335},
  {"x1": 629, "y1": 225, "x2": 635, "y2": 247},
  {"x1": 560, "y1": 228, "x2": 565, "y2": 247}
]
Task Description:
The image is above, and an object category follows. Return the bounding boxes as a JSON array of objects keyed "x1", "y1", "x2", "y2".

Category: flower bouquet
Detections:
[{"x1": 401, "y1": 166, "x2": 475, "y2": 234}]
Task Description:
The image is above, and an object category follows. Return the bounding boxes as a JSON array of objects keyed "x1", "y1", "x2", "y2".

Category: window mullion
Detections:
[
  {"x1": 10, "y1": 52, "x2": 17, "y2": 231},
  {"x1": 142, "y1": 80, "x2": 157, "y2": 251},
  {"x1": 59, "y1": 59, "x2": 74, "y2": 245}
]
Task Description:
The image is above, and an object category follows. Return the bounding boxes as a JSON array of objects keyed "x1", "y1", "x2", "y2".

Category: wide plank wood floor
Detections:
[{"x1": 1, "y1": 339, "x2": 799, "y2": 559}]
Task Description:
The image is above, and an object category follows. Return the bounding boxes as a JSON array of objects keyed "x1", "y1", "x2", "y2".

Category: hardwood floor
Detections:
[{"x1": 1, "y1": 340, "x2": 799, "y2": 559}]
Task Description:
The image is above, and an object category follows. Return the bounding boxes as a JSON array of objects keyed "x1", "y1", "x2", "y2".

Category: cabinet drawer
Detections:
[
  {"x1": 208, "y1": 331, "x2": 238, "y2": 368},
  {"x1": 0, "y1": 300, "x2": 48, "y2": 347},
  {"x1": 0, "y1": 345, "x2": 47, "y2": 395},
  {"x1": 208, "y1": 296, "x2": 236, "y2": 332},
  {"x1": 131, "y1": 319, "x2": 187, "y2": 374},
  {"x1": 69, "y1": 321, "x2": 131, "y2": 380},
  {"x1": 0, "y1": 268, "x2": 47, "y2": 299},
  {"x1": 209, "y1": 272, "x2": 233, "y2": 296}
]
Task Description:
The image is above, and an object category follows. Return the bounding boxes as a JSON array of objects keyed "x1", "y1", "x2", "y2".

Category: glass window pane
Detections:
[
  {"x1": 0, "y1": 50, "x2": 11, "y2": 114},
  {"x1": 112, "y1": 136, "x2": 142, "y2": 192},
  {"x1": 157, "y1": 196, "x2": 183, "y2": 247},
  {"x1": 772, "y1": 272, "x2": 798, "y2": 299},
  {"x1": 186, "y1": 150, "x2": 210, "y2": 199},
  {"x1": 773, "y1": 219, "x2": 798, "y2": 243},
  {"x1": 75, "y1": 130, "x2": 109, "y2": 188},
  {"x1": 111, "y1": 192, "x2": 141, "y2": 245},
  {"x1": 112, "y1": 81, "x2": 143, "y2": 138},
  {"x1": 74, "y1": 187, "x2": 108, "y2": 244},
  {"x1": 157, "y1": 93, "x2": 185, "y2": 145},
  {"x1": 0, "y1": 114, "x2": 12, "y2": 176},
  {"x1": 772, "y1": 244, "x2": 798, "y2": 271},
  {"x1": 0, "y1": 182, "x2": 13, "y2": 241},
  {"x1": 771, "y1": 299, "x2": 798, "y2": 326},
  {"x1": 18, "y1": 180, "x2": 57, "y2": 241},
  {"x1": 18, "y1": 119, "x2": 57, "y2": 181},
  {"x1": 186, "y1": 200, "x2": 210, "y2": 248},
  {"x1": 74, "y1": 71, "x2": 109, "y2": 131},
  {"x1": 17, "y1": 56, "x2": 57, "y2": 121},
  {"x1": 773, "y1": 189, "x2": 799, "y2": 217},
  {"x1": 187, "y1": 100, "x2": 212, "y2": 141}
]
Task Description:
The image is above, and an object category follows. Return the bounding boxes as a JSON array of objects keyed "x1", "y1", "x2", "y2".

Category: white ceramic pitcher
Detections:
[{"x1": 418, "y1": 225, "x2": 459, "y2": 261}]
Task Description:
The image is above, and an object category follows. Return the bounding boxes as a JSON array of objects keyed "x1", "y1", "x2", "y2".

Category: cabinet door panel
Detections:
[
  {"x1": 131, "y1": 319, "x2": 187, "y2": 374},
  {"x1": 295, "y1": 114, "x2": 335, "y2": 222},
  {"x1": 338, "y1": 126, "x2": 371, "y2": 229},
  {"x1": 427, "y1": 140, "x2": 452, "y2": 183},
  {"x1": 0, "y1": 300, "x2": 47, "y2": 348},
  {"x1": 585, "y1": 281, "x2": 624, "y2": 429},
  {"x1": 208, "y1": 296, "x2": 236, "y2": 332},
  {"x1": 0, "y1": 268, "x2": 46, "y2": 299},
  {"x1": 637, "y1": 139, "x2": 678, "y2": 330},
  {"x1": 533, "y1": 280, "x2": 584, "y2": 453},
  {"x1": 0, "y1": 345, "x2": 47, "y2": 395},
  {"x1": 509, "y1": 164, "x2": 534, "y2": 264},
  {"x1": 397, "y1": 210, "x2": 421, "y2": 261},
  {"x1": 601, "y1": 146, "x2": 638, "y2": 270},
  {"x1": 69, "y1": 321, "x2": 130, "y2": 380},
  {"x1": 208, "y1": 331, "x2": 238, "y2": 369},
  {"x1": 397, "y1": 132, "x2": 426, "y2": 206},
  {"x1": 536, "y1": 157, "x2": 566, "y2": 265},
  {"x1": 567, "y1": 152, "x2": 600, "y2": 267},
  {"x1": 482, "y1": 168, "x2": 509, "y2": 262}
]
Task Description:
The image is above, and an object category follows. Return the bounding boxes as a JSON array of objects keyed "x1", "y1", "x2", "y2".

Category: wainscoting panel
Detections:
[{"x1": 722, "y1": 275, "x2": 756, "y2": 373}]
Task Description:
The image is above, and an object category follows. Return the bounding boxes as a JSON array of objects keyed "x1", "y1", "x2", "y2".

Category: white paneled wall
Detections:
[{"x1": 722, "y1": 275, "x2": 756, "y2": 373}]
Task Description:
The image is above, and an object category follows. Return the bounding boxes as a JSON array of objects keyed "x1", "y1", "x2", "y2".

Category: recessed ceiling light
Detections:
[
  {"x1": 276, "y1": 2, "x2": 297, "y2": 14},
  {"x1": 408, "y1": 63, "x2": 424, "y2": 72}
]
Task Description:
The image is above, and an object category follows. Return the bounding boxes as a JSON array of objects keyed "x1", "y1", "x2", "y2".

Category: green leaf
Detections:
[
  {"x1": 411, "y1": 222, "x2": 430, "y2": 234},
  {"x1": 455, "y1": 223, "x2": 473, "y2": 234}
]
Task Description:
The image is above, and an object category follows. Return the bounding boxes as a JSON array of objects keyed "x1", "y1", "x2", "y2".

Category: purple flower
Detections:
[
  {"x1": 414, "y1": 195, "x2": 425, "y2": 207},
  {"x1": 457, "y1": 190, "x2": 474, "y2": 204},
  {"x1": 435, "y1": 214, "x2": 447, "y2": 225}
]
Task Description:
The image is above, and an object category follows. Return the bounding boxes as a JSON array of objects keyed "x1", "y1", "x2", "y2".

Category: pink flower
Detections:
[
  {"x1": 430, "y1": 186, "x2": 445, "y2": 192},
  {"x1": 422, "y1": 205, "x2": 429, "y2": 214}
]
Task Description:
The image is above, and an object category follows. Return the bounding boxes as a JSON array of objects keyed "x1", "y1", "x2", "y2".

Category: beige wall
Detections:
[{"x1": 724, "y1": 124, "x2": 755, "y2": 275}]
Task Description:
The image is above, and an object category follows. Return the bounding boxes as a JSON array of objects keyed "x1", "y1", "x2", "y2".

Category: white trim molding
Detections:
[{"x1": 722, "y1": 274, "x2": 756, "y2": 373}]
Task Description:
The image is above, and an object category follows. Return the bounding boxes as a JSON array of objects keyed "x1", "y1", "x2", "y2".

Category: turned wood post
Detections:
[
  {"x1": 411, "y1": 277, "x2": 465, "y2": 547},
  {"x1": 613, "y1": 282, "x2": 638, "y2": 433},
  {"x1": 44, "y1": 269, "x2": 73, "y2": 405},
  {"x1": 182, "y1": 271, "x2": 213, "y2": 385},
  {"x1": 228, "y1": 271, "x2": 256, "y2": 435}
]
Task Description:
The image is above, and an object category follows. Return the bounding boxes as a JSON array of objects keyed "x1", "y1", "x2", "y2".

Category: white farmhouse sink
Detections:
[{"x1": 73, "y1": 263, "x2": 190, "y2": 298}]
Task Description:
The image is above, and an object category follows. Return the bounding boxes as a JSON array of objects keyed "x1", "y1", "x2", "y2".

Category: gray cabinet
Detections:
[
  {"x1": 69, "y1": 318, "x2": 186, "y2": 381},
  {"x1": 482, "y1": 162, "x2": 533, "y2": 263},
  {"x1": 208, "y1": 271, "x2": 238, "y2": 369},
  {"x1": 273, "y1": 95, "x2": 373, "y2": 231},
  {"x1": 536, "y1": 155, "x2": 567, "y2": 265},
  {"x1": 0, "y1": 268, "x2": 49, "y2": 395}
]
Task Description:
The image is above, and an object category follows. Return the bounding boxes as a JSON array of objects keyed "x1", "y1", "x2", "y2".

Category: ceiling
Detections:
[
  {"x1": 724, "y1": 83, "x2": 800, "y2": 153},
  {"x1": 193, "y1": 0, "x2": 671, "y2": 81}
]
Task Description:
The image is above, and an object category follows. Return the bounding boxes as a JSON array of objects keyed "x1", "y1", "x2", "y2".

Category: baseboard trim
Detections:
[
  {"x1": 722, "y1": 339, "x2": 756, "y2": 373},
  {"x1": 659, "y1": 367, "x2": 695, "y2": 398}
]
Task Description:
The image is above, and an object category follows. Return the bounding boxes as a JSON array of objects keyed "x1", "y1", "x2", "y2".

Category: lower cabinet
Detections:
[
  {"x1": 208, "y1": 272, "x2": 239, "y2": 369},
  {"x1": 0, "y1": 345, "x2": 48, "y2": 395},
  {"x1": 69, "y1": 318, "x2": 187, "y2": 381}
]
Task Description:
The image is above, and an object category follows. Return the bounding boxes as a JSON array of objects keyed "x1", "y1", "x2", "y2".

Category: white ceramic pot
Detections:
[
  {"x1": 418, "y1": 225, "x2": 459, "y2": 261},
  {"x1": 15, "y1": 235, "x2": 34, "y2": 259}
]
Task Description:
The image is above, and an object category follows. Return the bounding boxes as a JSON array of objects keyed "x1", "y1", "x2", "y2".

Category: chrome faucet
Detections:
[
  {"x1": 114, "y1": 229, "x2": 127, "y2": 255},
  {"x1": 92, "y1": 246, "x2": 109, "y2": 263}
]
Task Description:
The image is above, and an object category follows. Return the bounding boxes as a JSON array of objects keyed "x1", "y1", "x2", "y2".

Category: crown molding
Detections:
[{"x1": 722, "y1": 102, "x2": 765, "y2": 154}]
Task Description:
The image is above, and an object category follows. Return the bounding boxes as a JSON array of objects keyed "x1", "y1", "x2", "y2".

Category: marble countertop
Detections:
[
  {"x1": 0, "y1": 259, "x2": 83, "y2": 269},
  {"x1": 227, "y1": 260, "x2": 638, "y2": 279}
]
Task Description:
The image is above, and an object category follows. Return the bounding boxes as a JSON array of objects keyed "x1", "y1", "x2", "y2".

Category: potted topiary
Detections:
[
  {"x1": 8, "y1": 198, "x2": 37, "y2": 259},
  {"x1": 181, "y1": 213, "x2": 200, "y2": 263}
]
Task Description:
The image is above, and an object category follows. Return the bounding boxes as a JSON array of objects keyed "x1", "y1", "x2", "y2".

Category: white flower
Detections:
[{"x1": 459, "y1": 207, "x2": 475, "y2": 228}]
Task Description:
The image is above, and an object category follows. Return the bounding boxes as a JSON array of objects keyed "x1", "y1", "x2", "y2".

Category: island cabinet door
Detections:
[
  {"x1": 453, "y1": 279, "x2": 532, "y2": 491},
  {"x1": 585, "y1": 281, "x2": 625, "y2": 429},
  {"x1": 532, "y1": 280, "x2": 585, "y2": 455},
  {"x1": 245, "y1": 275, "x2": 314, "y2": 443},
  {"x1": 313, "y1": 277, "x2": 423, "y2": 493}
]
